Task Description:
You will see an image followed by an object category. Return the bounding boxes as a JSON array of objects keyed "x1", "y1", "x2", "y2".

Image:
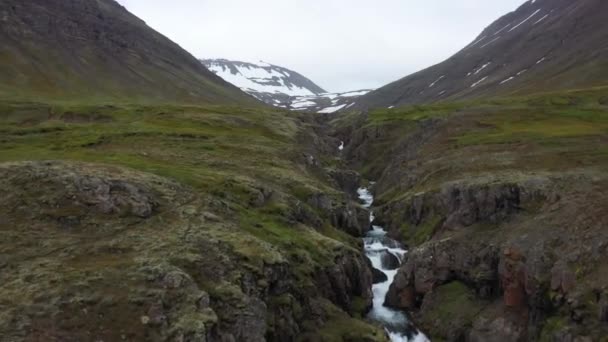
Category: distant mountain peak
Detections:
[
  {"x1": 201, "y1": 59, "x2": 326, "y2": 97},
  {"x1": 201, "y1": 58, "x2": 372, "y2": 113}
]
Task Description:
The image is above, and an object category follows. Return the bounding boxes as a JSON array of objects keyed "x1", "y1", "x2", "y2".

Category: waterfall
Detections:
[{"x1": 358, "y1": 187, "x2": 429, "y2": 342}]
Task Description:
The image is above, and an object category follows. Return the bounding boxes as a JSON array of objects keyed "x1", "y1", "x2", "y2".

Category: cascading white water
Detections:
[{"x1": 357, "y1": 187, "x2": 429, "y2": 342}]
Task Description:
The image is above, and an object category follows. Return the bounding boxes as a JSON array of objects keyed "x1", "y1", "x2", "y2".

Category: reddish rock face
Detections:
[
  {"x1": 500, "y1": 247, "x2": 528, "y2": 308},
  {"x1": 389, "y1": 286, "x2": 417, "y2": 309}
]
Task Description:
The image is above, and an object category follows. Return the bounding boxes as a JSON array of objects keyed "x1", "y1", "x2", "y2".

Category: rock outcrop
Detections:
[
  {"x1": 382, "y1": 173, "x2": 608, "y2": 340},
  {"x1": 0, "y1": 161, "x2": 383, "y2": 341}
]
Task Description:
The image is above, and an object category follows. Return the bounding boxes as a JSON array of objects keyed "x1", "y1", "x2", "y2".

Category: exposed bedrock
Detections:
[{"x1": 381, "y1": 174, "x2": 608, "y2": 341}]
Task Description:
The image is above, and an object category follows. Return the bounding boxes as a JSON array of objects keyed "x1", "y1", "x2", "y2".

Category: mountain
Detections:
[
  {"x1": 0, "y1": 0, "x2": 256, "y2": 105},
  {"x1": 355, "y1": 0, "x2": 608, "y2": 110},
  {"x1": 202, "y1": 58, "x2": 372, "y2": 113},
  {"x1": 202, "y1": 58, "x2": 326, "y2": 103}
]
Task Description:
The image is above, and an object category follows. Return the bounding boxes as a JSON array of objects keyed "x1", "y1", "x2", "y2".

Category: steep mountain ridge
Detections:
[
  {"x1": 0, "y1": 0, "x2": 256, "y2": 105},
  {"x1": 354, "y1": 0, "x2": 608, "y2": 110}
]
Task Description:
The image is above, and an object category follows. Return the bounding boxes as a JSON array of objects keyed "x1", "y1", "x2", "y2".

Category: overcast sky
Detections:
[{"x1": 116, "y1": 0, "x2": 528, "y2": 92}]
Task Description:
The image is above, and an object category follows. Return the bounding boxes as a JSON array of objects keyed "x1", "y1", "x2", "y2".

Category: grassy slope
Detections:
[
  {"x1": 345, "y1": 86, "x2": 608, "y2": 200},
  {"x1": 0, "y1": 100, "x2": 386, "y2": 341},
  {"x1": 367, "y1": 87, "x2": 608, "y2": 245}
]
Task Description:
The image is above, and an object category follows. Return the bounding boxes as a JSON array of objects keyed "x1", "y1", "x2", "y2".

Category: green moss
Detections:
[
  {"x1": 350, "y1": 296, "x2": 369, "y2": 319},
  {"x1": 206, "y1": 282, "x2": 245, "y2": 303},
  {"x1": 401, "y1": 215, "x2": 443, "y2": 246},
  {"x1": 420, "y1": 281, "x2": 485, "y2": 338},
  {"x1": 539, "y1": 317, "x2": 568, "y2": 342},
  {"x1": 298, "y1": 299, "x2": 388, "y2": 342},
  {"x1": 236, "y1": 208, "x2": 353, "y2": 278},
  {"x1": 368, "y1": 102, "x2": 465, "y2": 125}
]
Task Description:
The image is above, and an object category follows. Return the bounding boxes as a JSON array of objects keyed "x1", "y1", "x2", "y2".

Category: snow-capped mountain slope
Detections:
[
  {"x1": 290, "y1": 90, "x2": 373, "y2": 113},
  {"x1": 201, "y1": 59, "x2": 326, "y2": 102},
  {"x1": 354, "y1": 0, "x2": 608, "y2": 110},
  {"x1": 202, "y1": 58, "x2": 371, "y2": 113}
]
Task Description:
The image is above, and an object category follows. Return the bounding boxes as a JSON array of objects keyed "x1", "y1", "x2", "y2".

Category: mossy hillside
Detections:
[
  {"x1": 298, "y1": 299, "x2": 388, "y2": 342},
  {"x1": 352, "y1": 88, "x2": 608, "y2": 207},
  {"x1": 0, "y1": 102, "x2": 300, "y2": 189},
  {"x1": 0, "y1": 102, "x2": 377, "y2": 340},
  {"x1": 0, "y1": 101, "x2": 354, "y2": 267}
]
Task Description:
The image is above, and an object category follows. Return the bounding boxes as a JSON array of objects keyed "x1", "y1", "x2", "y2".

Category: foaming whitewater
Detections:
[{"x1": 358, "y1": 187, "x2": 429, "y2": 342}]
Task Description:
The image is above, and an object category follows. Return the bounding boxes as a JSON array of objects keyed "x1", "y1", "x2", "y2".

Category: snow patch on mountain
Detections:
[
  {"x1": 203, "y1": 59, "x2": 320, "y2": 97},
  {"x1": 509, "y1": 8, "x2": 541, "y2": 32},
  {"x1": 201, "y1": 58, "x2": 370, "y2": 113},
  {"x1": 471, "y1": 76, "x2": 489, "y2": 88}
]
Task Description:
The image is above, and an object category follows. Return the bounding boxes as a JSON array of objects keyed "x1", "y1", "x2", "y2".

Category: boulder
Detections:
[
  {"x1": 372, "y1": 268, "x2": 388, "y2": 284},
  {"x1": 380, "y1": 251, "x2": 401, "y2": 270}
]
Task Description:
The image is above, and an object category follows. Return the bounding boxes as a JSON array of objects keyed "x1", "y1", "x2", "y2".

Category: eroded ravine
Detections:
[{"x1": 357, "y1": 187, "x2": 429, "y2": 342}]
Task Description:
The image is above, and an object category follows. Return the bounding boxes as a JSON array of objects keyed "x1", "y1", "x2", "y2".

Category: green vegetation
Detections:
[
  {"x1": 298, "y1": 299, "x2": 388, "y2": 342},
  {"x1": 539, "y1": 317, "x2": 568, "y2": 342},
  {"x1": 419, "y1": 281, "x2": 486, "y2": 341},
  {"x1": 368, "y1": 102, "x2": 465, "y2": 125},
  {"x1": 400, "y1": 215, "x2": 443, "y2": 246},
  {"x1": 0, "y1": 100, "x2": 376, "y2": 340},
  {"x1": 352, "y1": 88, "x2": 608, "y2": 206},
  {"x1": 426, "y1": 281, "x2": 484, "y2": 323},
  {"x1": 0, "y1": 101, "x2": 353, "y2": 266},
  {"x1": 455, "y1": 106, "x2": 608, "y2": 146},
  {"x1": 350, "y1": 296, "x2": 371, "y2": 319},
  {"x1": 0, "y1": 102, "x2": 298, "y2": 189}
]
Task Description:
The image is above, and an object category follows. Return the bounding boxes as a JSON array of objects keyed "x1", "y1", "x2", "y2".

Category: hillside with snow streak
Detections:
[{"x1": 354, "y1": 0, "x2": 608, "y2": 110}]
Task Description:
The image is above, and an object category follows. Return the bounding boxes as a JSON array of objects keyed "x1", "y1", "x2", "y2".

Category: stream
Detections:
[{"x1": 357, "y1": 187, "x2": 429, "y2": 342}]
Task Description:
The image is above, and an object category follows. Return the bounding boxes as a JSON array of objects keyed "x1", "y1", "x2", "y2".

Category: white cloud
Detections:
[{"x1": 116, "y1": 0, "x2": 528, "y2": 92}]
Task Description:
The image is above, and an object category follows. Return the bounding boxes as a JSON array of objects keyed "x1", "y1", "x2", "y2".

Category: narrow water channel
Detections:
[{"x1": 357, "y1": 187, "x2": 429, "y2": 342}]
